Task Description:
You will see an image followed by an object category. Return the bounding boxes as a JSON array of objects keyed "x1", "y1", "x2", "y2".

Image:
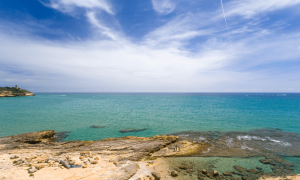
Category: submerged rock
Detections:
[
  {"x1": 259, "y1": 159, "x2": 272, "y2": 164},
  {"x1": 119, "y1": 128, "x2": 147, "y2": 133},
  {"x1": 213, "y1": 170, "x2": 219, "y2": 176},
  {"x1": 90, "y1": 125, "x2": 107, "y2": 128},
  {"x1": 171, "y1": 170, "x2": 178, "y2": 177},
  {"x1": 223, "y1": 172, "x2": 232, "y2": 176}
]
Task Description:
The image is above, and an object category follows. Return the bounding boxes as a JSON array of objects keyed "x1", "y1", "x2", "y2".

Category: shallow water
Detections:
[{"x1": 166, "y1": 156, "x2": 272, "y2": 174}]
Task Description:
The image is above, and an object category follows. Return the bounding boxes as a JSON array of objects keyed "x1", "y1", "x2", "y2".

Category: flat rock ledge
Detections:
[{"x1": 0, "y1": 130, "x2": 299, "y2": 180}]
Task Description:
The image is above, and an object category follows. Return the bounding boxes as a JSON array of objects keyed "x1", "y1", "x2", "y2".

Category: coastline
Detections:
[{"x1": 1, "y1": 130, "x2": 299, "y2": 180}]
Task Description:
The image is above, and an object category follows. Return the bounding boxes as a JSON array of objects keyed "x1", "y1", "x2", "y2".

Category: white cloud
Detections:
[
  {"x1": 144, "y1": 13, "x2": 215, "y2": 47},
  {"x1": 151, "y1": 0, "x2": 176, "y2": 15},
  {"x1": 44, "y1": 0, "x2": 114, "y2": 14},
  {"x1": 86, "y1": 11, "x2": 117, "y2": 40},
  {"x1": 225, "y1": 0, "x2": 300, "y2": 18}
]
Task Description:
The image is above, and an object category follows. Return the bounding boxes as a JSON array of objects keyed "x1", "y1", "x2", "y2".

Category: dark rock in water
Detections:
[
  {"x1": 234, "y1": 165, "x2": 246, "y2": 172},
  {"x1": 259, "y1": 159, "x2": 272, "y2": 164},
  {"x1": 213, "y1": 170, "x2": 219, "y2": 176},
  {"x1": 119, "y1": 128, "x2": 147, "y2": 133},
  {"x1": 54, "y1": 131, "x2": 71, "y2": 142},
  {"x1": 152, "y1": 172, "x2": 161, "y2": 180},
  {"x1": 256, "y1": 167, "x2": 263, "y2": 171},
  {"x1": 202, "y1": 169, "x2": 208, "y2": 174},
  {"x1": 242, "y1": 177, "x2": 251, "y2": 180},
  {"x1": 247, "y1": 169, "x2": 259, "y2": 174},
  {"x1": 266, "y1": 156, "x2": 294, "y2": 167},
  {"x1": 90, "y1": 125, "x2": 107, "y2": 128},
  {"x1": 223, "y1": 172, "x2": 232, "y2": 176},
  {"x1": 231, "y1": 178, "x2": 240, "y2": 180},
  {"x1": 171, "y1": 170, "x2": 178, "y2": 177},
  {"x1": 198, "y1": 175, "x2": 204, "y2": 180},
  {"x1": 187, "y1": 169, "x2": 193, "y2": 175},
  {"x1": 179, "y1": 165, "x2": 187, "y2": 170}
]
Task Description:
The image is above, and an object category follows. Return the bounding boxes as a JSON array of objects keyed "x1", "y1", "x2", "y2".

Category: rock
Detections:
[
  {"x1": 90, "y1": 125, "x2": 107, "y2": 128},
  {"x1": 119, "y1": 128, "x2": 147, "y2": 133},
  {"x1": 35, "y1": 164, "x2": 45, "y2": 170},
  {"x1": 47, "y1": 158, "x2": 59, "y2": 162},
  {"x1": 179, "y1": 165, "x2": 187, "y2": 170},
  {"x1": 152, "y1": 172, "x2": 161, "y2": 180},
  {"x1": 82, "y1": 164, "x2": 88, "y2": 168},
  {"x1": 94, "y1": 157, "x2": 100, "y2": 160},
  {"x1": 247, "y1": 169, "x2": 259, "y2": 174},
  {"x1": 223, "y1": 172, "x2": 232, "y2": 176},
  {"x1": 79, "y1": 156, "x2": 85, "y2": 161},
  {"x1": 198, "y1": 175, "x2": 204, "y2": 180},
  {"x1": 90, "y1": 160, "x2": 98, "y2": 164},
  {"x1": 187, "y1": 169, "x2": 193, "y2": 174},
  {"x1": 171, "y1": 170, "x2": 178, "y2": 177},
  {"x1": 11, "y1": 130, "x2": 55, "y2": 144},
  {"x1": 242, "y1": 176, "x2": 252, "y2": 180},
  {"x1": 202, "y1": 169, "x2": 208, "y2": 174},
  {"x1": 80, "y1": 151, "x2": 90, "y2": 157},
  {"x1": 28, "y1": 168, "x2": 38, "y2": 173},
  {"x1": 213, "y1": 170, "x2": 219, "y2": 176},
  {"x1": 54, "y1": 167, "x2": 58, "y2": 170},
  {"x1": 234, "y1": 165, "x2": 246, "y2": 172},
  {"x1": 69, "y1": 160, "x2": 76, "y2": 165},
  {"x1": 104, "y1": 164, "x2": 140, "y2": 180},
  {"x1": 256, "y1": 167, "x2": 263, "y2": 171},
  {"x1": 259, "y1": 159, "x2": 272, "y2": 164}
]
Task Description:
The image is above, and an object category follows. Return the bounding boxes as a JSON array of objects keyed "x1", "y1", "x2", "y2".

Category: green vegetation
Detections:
[
  {"x1": 0, "y1": 86, "x2": 30, "y2": 93},
  {"x1": 0, "y1": 86, "x2": 35, "y2": 96}
]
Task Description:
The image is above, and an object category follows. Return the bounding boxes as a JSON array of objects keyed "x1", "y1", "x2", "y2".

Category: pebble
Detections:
[{"x1": 171, "y1": 170, "x2": 178, "y2": 177}]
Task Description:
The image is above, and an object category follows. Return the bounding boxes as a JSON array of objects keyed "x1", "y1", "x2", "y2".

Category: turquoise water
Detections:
[{"x1": 1, "y1": 93, "x2": 300, "y2": 141}]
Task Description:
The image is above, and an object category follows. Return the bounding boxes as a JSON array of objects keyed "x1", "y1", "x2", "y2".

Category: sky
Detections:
[{"x1": 0, "y1": 0, "x2": 300, "y2": 92}]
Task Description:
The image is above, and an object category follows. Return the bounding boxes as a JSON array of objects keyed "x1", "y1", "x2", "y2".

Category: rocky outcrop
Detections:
[
  {"x1": 0, "y1": 130, "x2": 55, "y2": 144},
  {"x1": 0, "y1": 87, "x2": 35, "y2": 97}
]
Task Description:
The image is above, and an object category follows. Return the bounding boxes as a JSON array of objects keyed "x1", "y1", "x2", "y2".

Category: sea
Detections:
[{"x1": 1, "y1": 93, "x2": 300, "y2": 175}]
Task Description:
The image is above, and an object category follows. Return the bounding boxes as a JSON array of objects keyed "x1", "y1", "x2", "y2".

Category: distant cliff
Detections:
[{"x1": 0, "y1": 86, "x2": 35, "y2": 97}]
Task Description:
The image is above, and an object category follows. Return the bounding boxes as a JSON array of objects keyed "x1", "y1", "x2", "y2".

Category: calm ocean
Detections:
[{"x1": 1, "y1": 93, "x2": 299, "y2": 141}]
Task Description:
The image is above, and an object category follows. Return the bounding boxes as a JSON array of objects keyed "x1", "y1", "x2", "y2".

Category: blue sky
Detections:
[{"x1": 0, "y1": 0, "x2": 300, "y2": 92}]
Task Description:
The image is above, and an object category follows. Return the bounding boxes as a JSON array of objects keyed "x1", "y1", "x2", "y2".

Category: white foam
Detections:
[
  {"x1": 241, "y1": 143, "x2": 253, "y2": 150},
  {"x1": 199, "y1": 137, "x2": 207, "y2": 142},
  {"x1": 267, "y1": 137, "x2": 291, "y2": 147},
  {"x1": 237, "y1": 135, "x2": 266, "y2": 141},
  {"x1": 237, "y1": 135, "x2": 291, "y2": 147},
  {"x1": 225, "y1": 138, "x2": 233, "y2": 147},
  {"x1": 202, "y1": 145, "x2": 214, "y2": 153}
]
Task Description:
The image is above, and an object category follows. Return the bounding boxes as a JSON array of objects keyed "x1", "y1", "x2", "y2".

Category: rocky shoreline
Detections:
[{"x1": 0, "y1": 130, "x2": 299, "y2": 180}]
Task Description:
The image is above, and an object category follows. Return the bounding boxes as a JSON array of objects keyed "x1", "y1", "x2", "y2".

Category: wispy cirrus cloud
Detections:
[
  {"x1": 43, "y1": 0, "x2": 114, "y2": 14},
  {"x1": 224, "y1": 0, "x2": 300, "y2": 18},
  {"x1": 151, "y1": 0, "x2": 177, "y2": 15}
]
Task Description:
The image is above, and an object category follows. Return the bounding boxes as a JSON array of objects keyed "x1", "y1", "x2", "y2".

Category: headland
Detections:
[
  {"x1": 0, "y1": 86, "x2": 35, "y2": 97},
  {"x1": 1, "y1": 130, "x2": 299, "y2": 180}
]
